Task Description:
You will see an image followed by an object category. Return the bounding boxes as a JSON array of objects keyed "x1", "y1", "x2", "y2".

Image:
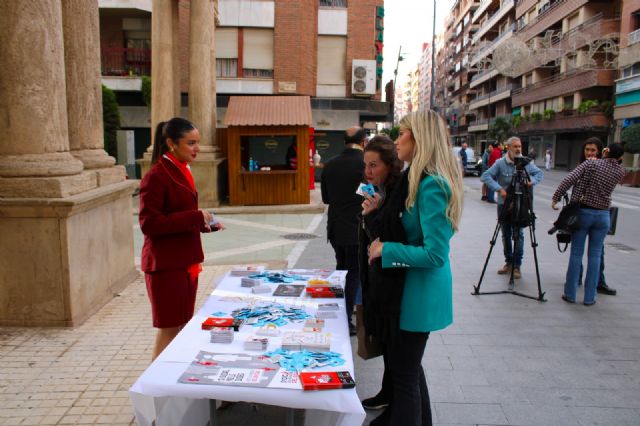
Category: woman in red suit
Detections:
[{"x1": 139, "y1": 117, "x2": 222, "y2": 360}]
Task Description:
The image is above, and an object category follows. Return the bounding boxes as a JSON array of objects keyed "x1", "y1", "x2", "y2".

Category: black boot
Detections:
[{"x1": 597, "y1": 283, "x2": 617, "y2": 296}]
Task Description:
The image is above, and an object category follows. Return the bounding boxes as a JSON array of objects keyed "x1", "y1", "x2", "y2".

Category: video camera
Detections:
[{"x1": 513, "y1": 155, "x2": 531, "y2": 170}]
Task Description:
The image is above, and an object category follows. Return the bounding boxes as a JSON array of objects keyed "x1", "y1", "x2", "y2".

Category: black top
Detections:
[{"x1": 321, "y1": 148, "x2": 365, "y2": 245}]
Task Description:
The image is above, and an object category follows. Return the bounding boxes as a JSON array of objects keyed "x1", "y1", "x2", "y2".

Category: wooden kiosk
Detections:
[{"x1": 224, "y1": 96, "x2": 312, "y2": 205}]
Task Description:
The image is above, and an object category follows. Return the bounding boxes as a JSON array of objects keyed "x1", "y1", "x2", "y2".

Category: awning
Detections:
[
  {"x1": 512, "y1": 107, "x2": 522, "y2": 116},
  {"x1": 224, "y1": 96, "x2": 312, "y2": 126}
]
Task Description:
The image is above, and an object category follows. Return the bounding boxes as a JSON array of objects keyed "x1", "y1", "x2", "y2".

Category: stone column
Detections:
[
  {"x1": 61, "y1": 0, "x2": 125, "y2": 187},
  {"x1": 139, "y1": 0, "x2": 181, "y2": 177},
  {"x1": 0, "y1": 0, "x2": 137, "y2": 327},
  {"x1": 0, "y1": 0, "x2": 95, "y2": 198},
  {"x1": 188, "y1": 0, "x2": 223, "y2": 207}
]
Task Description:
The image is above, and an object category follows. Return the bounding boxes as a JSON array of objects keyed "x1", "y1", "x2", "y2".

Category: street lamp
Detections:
[{"x1": 392, "y1": 46, "x2": 404, "y2": 124}]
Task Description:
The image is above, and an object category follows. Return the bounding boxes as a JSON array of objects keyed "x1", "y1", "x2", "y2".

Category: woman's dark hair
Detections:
[
  {"x1": 579, "y1": 137, "x2": 603, "y2": 163},
  {"x1": 151, "y1": 117, "x2": 197, "y2": 164},
  {"x1": 364, "y1": 135, "x2": 403, "y2": 186}
]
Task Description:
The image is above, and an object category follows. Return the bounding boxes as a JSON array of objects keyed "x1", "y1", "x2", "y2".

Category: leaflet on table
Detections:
[{"x1": 178, "y1": 351, "x2": 300, "y2": 390}]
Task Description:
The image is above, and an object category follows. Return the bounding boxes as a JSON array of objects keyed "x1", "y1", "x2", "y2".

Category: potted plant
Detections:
[
  {"x1": 577, "y1": 99, "x2": 598, "y2": 114},
  {"x1": 530, "y1": 112, "x2": 543, "y2": 122},
  {"x1": 543, "y1": 109, "x2": 556, "y2": 121},
  {"x1": 599, "y1": 100, "x2": 614, "y2": 119},
  {"x1": 511, "y1": 115, "x2": 522, "y2": 128},
  {"x1": 562, "y1": 106, "x2": 574, "y2": 116},
  {"x1": 621, "y1": 123, "x2": 640, "y2": 187}
]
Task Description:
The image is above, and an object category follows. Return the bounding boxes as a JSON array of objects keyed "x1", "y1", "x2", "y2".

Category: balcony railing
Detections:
[
  {"x1": 629, "y1": 28, "x2": 640, "y2": 46},
  {"x1": 470, "y1": 23, "x2": 515, "y2": 65},
  {"x1": 516, "y1": 0, "x2": 589, "y2": 42},
  {"x1": 471, "y1": 0, "x2": 492, "y2": 24},
  {"x1": 101, "y1": 47, "x2": 151, "y2": 76},
  {"x1": 514, "y1": 111, "x2": 610, "y2": 133},
  {"x1": 471, "y1": 0, "x2": 515, "y2": 44}
]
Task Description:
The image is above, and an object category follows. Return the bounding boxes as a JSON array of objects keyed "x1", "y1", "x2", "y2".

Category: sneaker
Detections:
[
  {"x1": 497, "y1": 263, "x2": 512, "y2": 275},
  {"x1": 362, "y1": 393, "x2": 390, "y2": 410},
  {"x1": 513, "y1": 267, "x2": 522, "y2": 279},
  {"x1": 597, "y1": 283, "x2": 617, "y2": 296}
]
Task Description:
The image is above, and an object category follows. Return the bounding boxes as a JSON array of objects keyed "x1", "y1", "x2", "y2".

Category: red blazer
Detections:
[{"x1": 139, "y1": 156, "x2": 206, "y2": 273}]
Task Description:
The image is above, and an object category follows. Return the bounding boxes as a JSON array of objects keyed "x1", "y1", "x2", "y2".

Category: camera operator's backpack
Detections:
[{"x1": 501, "y1": 186, "x2": 533, "y2": 227}]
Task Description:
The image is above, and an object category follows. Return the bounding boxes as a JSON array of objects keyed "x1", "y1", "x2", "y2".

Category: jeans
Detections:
[
  {"x1": 330, "y1": 242, "x2": 360, "y2": 322},
  {"x1": 564, "y1": 208, "x2": 610, "y2": 304},
  {"x1": 386, "y1": 330, "x2": 431, "y2": 426},
  {"x1": 577, "y1": 247, "x2": 606, "y2": 287},
  {"x1": 498, "y1": 204, "x2": 524, "y2": 267}
]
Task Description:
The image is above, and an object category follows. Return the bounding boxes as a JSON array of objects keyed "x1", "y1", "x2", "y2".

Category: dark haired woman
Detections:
[
  {"x1": 552, "y1": 142, "x2": 626, "y2": 306},
  {"x1": 139, "y1": 117, "x2": 223, "y2": 360},
  {"x1": 358, "y1": 136, "x2": 404, "y2": 415}
]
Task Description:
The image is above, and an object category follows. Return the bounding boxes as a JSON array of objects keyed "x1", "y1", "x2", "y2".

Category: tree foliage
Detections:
[
  {"x1": 621, "y1": 123, "x2": 640, "y2": 154},
  {"x1": 102, "y1": 85, "x2": 120, "y2": 158},
  {"x1": 141, "y1": 76, "x2": 151, "y2": 107},
  {"x1": 381, "y1": 125, "x2": 400, "y2": 141},
  {"x1": 487, "y1": 116, "x2": 512, "y2": 143}
]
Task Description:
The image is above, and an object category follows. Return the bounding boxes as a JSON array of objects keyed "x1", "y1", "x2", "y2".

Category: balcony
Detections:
[
  {"x1": 516, "y1": 0, "x2": 588, "y2": 42},
  {"x1": 101, "y1": 47, "x2": 150, "y2": 76},
  {"x1": 471, "y1": 0, "x2": 514, "y2": 44},
  {"x1": 512, "y1": 68, "x2": 616, "y2": 107},
  {"x1": 469, "y1": 23, "x2": 515, "y2": 66},
  {"x1": 515, "y1": 14, "x2": 619, "y2": 75},
  {"x1": 515, "y1": 0, "x2": 537, "y2": 19},
  {"x1": 468, "y1": 85, "x2": 513, "y2": 110},
  {"x1": 514, "y1": 111, "x2": 610, "y2": 133},
  {"x1": 471, "y1": 0, "x2": 493, "y2": 24},
  {"x1": 629, "y1": 28, "x2": 640, "y2": 46},
  {"x1": 469, "y1": 68, "x2": 499, "y2": 88}
]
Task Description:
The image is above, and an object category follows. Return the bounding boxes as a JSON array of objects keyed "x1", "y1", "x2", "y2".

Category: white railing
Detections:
[
  {"x1": 471, "y1": 0, "x2": 492, "y2": 24},
  {"x1": 470, "y1": 23, "x2": 515, "y2": 65},
  {"x1": 472, "y1": 0, "x2": 515, "y2": 44},
  {"x1": 629, "y1": 28, "x2": 640, "y2": 46}
]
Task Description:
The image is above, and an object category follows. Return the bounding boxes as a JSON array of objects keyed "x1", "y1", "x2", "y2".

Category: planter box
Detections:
[{"x1": 622, "y1": 170, "x2": 640, "y2": 187}]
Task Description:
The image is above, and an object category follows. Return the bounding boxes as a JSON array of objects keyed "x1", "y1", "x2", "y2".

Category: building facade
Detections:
[{"x1": 99, "y1": 0, "x2": 389, "y2": 179}]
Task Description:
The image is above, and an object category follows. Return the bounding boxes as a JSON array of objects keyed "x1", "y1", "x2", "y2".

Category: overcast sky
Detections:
[{"x1": 382, "y1": 0, "x2": 454, "y2": 101}]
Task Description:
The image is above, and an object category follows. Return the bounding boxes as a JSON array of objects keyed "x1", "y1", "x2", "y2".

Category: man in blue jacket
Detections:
[{"x1": 481, "y1": 137, "x2": 543, "y2": 279}]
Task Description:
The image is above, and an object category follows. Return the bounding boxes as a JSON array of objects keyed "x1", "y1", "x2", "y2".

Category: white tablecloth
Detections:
[{"x1": 129, "y1": 270, "x2": 366, "y2": 426}]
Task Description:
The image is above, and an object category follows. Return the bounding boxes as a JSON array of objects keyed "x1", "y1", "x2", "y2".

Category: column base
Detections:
[
  {"x1": 71, "y1": 148, "x2": 116, "y2": 169},
  {"x1": 94, "y1": 165, "x2": 127, "y2": 187},
  {"x1": 0, "y1": 181, "x2": 138, "y2": 327},
  {"x1": 0, "y1": 171, "x2": 97, "y2": 198},
  {"x1": 190, "y1": 155, "x2": 225, "y2": 208}
]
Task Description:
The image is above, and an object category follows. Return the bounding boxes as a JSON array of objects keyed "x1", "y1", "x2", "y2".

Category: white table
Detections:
[{"x1": 129, "y1": 270, "x2": 366, "y2": 426}]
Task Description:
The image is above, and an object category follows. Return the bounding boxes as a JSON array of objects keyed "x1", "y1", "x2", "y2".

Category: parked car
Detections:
[{"x1": 453, "y1": 146, "x2": 482, "y2": 176}]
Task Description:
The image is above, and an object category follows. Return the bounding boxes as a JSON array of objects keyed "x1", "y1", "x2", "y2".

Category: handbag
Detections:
[
  {"x1": 355, "y1": 304, "x2": 382, "y2": 360},
  {"x1": 608, "y1": 206, "x2": 618, "y2": 235}
]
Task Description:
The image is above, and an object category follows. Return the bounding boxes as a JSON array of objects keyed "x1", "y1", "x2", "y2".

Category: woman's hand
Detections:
[
  {"x1": 551, "y1": 201, "x2": 559, "y2": 210},
  {"x1": 361, "y1": 193, "x2": 383, "y2": 216},
  {"x1": 368, "y1": 238, "x2": 384, "y2": 265},
  {"x1": 200, "y1": 209, "x2": 213, "y2": 225},
  {"x1": 211, "y1": 221, "x2": 226, "y2": 232}
]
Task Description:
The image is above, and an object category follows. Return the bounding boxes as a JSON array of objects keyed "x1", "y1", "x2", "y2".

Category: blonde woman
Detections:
[{"x1": 368, "y1": 110, "x2": 463, "y2": 426}]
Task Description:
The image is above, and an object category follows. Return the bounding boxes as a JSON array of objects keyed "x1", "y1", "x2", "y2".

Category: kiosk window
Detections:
[{"x1": 241, "y1": 135, "x2": 296, "y2": 170}]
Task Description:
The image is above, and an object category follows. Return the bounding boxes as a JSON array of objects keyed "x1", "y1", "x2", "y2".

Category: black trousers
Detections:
[
  {"x1": 386, "y1": 330, "x2": 431, "y2": 426},
  {"x1": 329, "y1": 242, "x2": 359, "y2": 322}
]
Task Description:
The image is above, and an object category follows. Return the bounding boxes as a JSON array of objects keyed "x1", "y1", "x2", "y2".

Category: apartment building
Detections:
[
  {"x1": 466, "y1": 0, "x2": 516, "y2": 153},
  {"x1": 510, "y1": 0, "x2": 621, "y2": 169},
  {"x1": 417, "y1": 42, "x2": 434, "y2": 111},
  {"x1": 99, "y1": 0, "x2": 389, "y2": 175},
  {"x1": 615, "y1": 0, "x2": 640, "y2": 162},
  {"x1": 442, "y1": 0, "x2": 482, "y2": 147}
]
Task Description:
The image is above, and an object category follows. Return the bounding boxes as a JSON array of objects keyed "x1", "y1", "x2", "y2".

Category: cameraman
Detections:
[{"x1": 481, "y1": 137, "x2": 543, "y2": 279}]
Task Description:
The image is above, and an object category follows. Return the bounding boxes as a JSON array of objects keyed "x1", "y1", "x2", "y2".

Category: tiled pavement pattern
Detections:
[{"x1": 2, "y1": 182, "x2": 640, "y2": 425}]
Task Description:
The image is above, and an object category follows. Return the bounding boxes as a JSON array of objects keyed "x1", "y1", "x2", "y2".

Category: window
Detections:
[
  {"x1": 317, "y1": 36, "x2": 347, "y2": 85},
  {"x1": 216, "y1": 28, "x2": 238, "y2": 77},
  {"x1": 566, "y1": 53, "x2": 577, "y2": 71},
  {"x1": 319, "y1": 0, "x2": 347, "y2": 7},
  {"x1": 525, "y1": 73, "x2": 533, "y2": 86},
  {"x1": 622, "y1": 62, "x2": 640, "y2": 78},
  {"x1": 567, "y1": 12, "x2": 580, "y2": 31},
  {"x1": 563, "y1": 95, "x2": 574, "y2": 109},
  {"x1": 243, "y1": 28, "x2": 274, "y2": 78}
]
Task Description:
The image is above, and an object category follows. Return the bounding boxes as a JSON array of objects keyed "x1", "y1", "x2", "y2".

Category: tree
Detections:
[
  {"x1": 141, "y1": 76, "x2": 151, "y2": 107},
  {"x1": 487, "y1": 116, "x2": 512, "y2": 143},
  {"x1": 381, "y1": 125, "x2": 400, "y2": 141},
  {"x1": 102, "y1": 85, "x2": 120, "y2": 158},
  {"x1": 621, "y1": 123, "x2": 640, "y2": 154}
]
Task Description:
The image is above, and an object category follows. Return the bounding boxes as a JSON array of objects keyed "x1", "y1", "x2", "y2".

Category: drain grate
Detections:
[
  {"x1": 605, "y1": 242, "x2": 636, "y2": 252},
  {"x1": 282, "y1": 233, "x2": 318, "y2": 241}
]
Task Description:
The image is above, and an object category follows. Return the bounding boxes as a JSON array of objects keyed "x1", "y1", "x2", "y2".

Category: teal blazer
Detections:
[{"x1": 381, "y1": 175, "x2": 454, "y2": 332}]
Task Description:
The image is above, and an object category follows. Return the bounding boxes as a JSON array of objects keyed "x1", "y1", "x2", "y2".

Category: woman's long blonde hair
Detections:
[{"x1": 399, "y1": 110, "x2": 464, "y2": 231}]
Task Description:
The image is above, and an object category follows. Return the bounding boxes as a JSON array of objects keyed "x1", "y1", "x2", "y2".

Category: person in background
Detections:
[
  {"x1": 367, "y1": 110, "x2": 464, "y2": 426},
  {"x1": 481, "y1": 143, "x2": 494, "y2": 201},
  {"x1": 481, "y1": 137, "x2": 543, "y2": 280},
  {"x1": 321, "y1": 126, "x2": 367, "y2": 336},
  {"x1": 358, "y1": 136, "x2": 404, "y2": 413},
  {"x1": 486, "y1": 141, "x2": 502, "y2": 203},
  {"x1": 139, "y1": 117, "x2": 224, "y2": 360},
  {"x1": 545, "y1": 148, "x2": 552, "y2": 170},
  {"x1": 552, "y1": 143, "x2": 626, "y2": 306},
  {"x1": 574, "y1": 138, "x2": 617, "y2": 296},
  {"x1": 459, "y1": 142, "x2": 468, "y2": 175}
]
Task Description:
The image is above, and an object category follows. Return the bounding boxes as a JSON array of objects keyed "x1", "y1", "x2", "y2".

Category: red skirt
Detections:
[{"x1": 145, "y1": 269, "x2": 198, "y2": 328}]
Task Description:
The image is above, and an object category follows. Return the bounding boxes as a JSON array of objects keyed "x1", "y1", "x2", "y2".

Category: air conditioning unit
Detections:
[{"x1": 351, "y1": 59, "x2": 376, "y2": 96}]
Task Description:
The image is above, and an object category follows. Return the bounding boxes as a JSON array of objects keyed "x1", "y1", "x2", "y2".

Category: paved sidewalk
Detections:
[{"x1": 1, "y1": 184, "x2": 639, "y2": 425}]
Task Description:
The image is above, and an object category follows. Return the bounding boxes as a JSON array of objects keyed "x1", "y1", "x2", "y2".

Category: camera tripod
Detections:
[{"x1": 472, "y1": 165, "x2": 546, "y2": 301}]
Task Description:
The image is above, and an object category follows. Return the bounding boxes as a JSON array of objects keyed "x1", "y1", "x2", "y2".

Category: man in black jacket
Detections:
[{"x1": 321, "y1": 126, "x2": 366, "y2": 335}]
